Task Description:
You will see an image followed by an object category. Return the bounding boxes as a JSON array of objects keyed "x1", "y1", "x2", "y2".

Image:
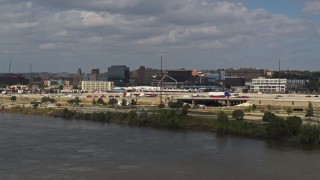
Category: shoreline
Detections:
[{"x1": 1, "y1": 105, "x2": 319, "y2": 146}]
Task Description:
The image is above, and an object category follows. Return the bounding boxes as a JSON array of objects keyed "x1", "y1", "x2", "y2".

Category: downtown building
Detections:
[
  {"x1": 108, "y1": 65, "x2": 130, "y2": 86},
  {"x1": 250, "y1": 77, "x2": 287, "y2": 93}
]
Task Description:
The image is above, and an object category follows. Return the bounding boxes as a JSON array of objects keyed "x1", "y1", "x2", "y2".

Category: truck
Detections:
[{"x1": 209, "y1": 92, "x2": 226, "y2": 98}]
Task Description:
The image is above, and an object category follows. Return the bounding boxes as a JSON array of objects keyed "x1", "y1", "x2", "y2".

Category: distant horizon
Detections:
[{"x1": 0, "y1": 66, "x2": 318, "y2": 75}]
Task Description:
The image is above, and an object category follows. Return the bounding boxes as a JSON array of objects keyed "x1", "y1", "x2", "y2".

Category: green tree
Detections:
[
  {"x1": 232, "y1": 109, "x2": 244, "y2": 120},
  {"x1": 49, "y1": 98, "x2": 56, "y2": 103},
  {"x1": 41, "y1": 96, "x2": 56, "y2": 103},
  {"x1": 306, "y1": 81, "x2": 319, "y2": 93},
  {"x1": 97, "y1": 98, "x2": 104, "y2": 105},
  {"x1": 266, "y1": 117, "x2": 286, "y2": 139},
  {"x1": 285, "y1": 116, "x2": 302, "y2": 136},
  {"x1": 305, "y1": 102, "x2": 314, "y2": 120},
  {"x1": 168, "y1": 100, "x2": 184, "y2": 109},
  {"x1": 67, "y1": 97, "x2": 81, "y2": 106},
  {"x1": 266, "y1": 105, "x2": 273, "y2": 111},
  {"x1": 121, "y1": 99, "x2": 127, "y2": 106},
  {"x1": 175, "y1": 100, "x2": 184, "y2": 109},
  {"x1": 158, "y1": 102, "x2": 165, "y2": 108},
  {"x1": 262, "y1": 111, "x2": 276, "y2": 122},
  {"x1": 130, "y1": 99, "x2": 137, "y2": 107},
  {"x1": 217, "y1": 111, "x2": 228, "y2": 123},
  {"x1": 252, "y1": 104, "x2": 257, "y2": 112},
  {"x1": 298, "y1": 124, "x2": 319, "y2": 144},
  {"x1": 73, "y1": 97, "x2": 81, "y2": 106},
  {"x1": 92, "y1": 99, "x2": 97, "y2": 106},
  {"x1": 41, "y1": 96, "x2": 50, "y2": 103},
  {"x1": 181, "y1": 104, "x2": 191, "y2": 116},
  {"x1": 108, "y1": 98, "x2": 118, "y2": 107},
  {"x1": 10, "y1": 96, "x2": 17, "y2": 102},
  {"x1": 286, "y1": 107, "x2": 293, "y2": 116}
]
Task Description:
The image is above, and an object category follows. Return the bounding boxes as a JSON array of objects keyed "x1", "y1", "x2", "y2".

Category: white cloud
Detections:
[
  {"x1": 0, "y1": 0, "x2": 319, "y2": 71},
  {"x1": 303, "y1": 1, "x2": 320, "y2": 15},
  {"x1": 39, "y1": 43, "x2": 56, "y2": 49}
]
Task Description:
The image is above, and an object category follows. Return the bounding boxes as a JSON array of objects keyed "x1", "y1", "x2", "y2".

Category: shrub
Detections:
[
  {"x1": 298, "y1": 124, "x2": 319, "y2": 144},
  {"x1": 91, "y1": 112, "x2": 106, "y2": 122},
  {"x1": 121, "y1": 99, "x2": 127, "y2": 106},
  {"x1": 130, "y1": 99, "x2": 137, "y2": 107},
  {"x1": 108, "y1": 98, "x2": 118, "y2": 107},
  {"x1": 180, "y1": 104, "x2": 191, "y2": 117},
  {"x1": 128, "y1": 110, "x2": 138, "y2": 125},
  {"x1": 262, "y1": 111, "x2": 276, "y2": 122},
  {"x1": 285, "y1": 116, "x2": 302, "y2": 136},
  {"x1": 217, "y1": 111, "x2": 228, "y2": 123},
  {"x1": 232, "y1": 109, "x2": 244, "y2": 120},
  {"x1": 266, "y1": 117, "x2": 286, "y2": 139},
  {"x1": 97, "y1": 98, "x2": 105, "y2": 105},
  {"x1": 158, "y1": 103, "x2": 165, "y2": 108},
  {"x1": 286, "y1": 107, "x2": 293, "y2": 116},
  {"x1": 138, "y1": 111, "x2": 148, "y2": 125},
  {"x1": 61, "y1": 108, "x2": 76, "y2": 119},
  {"x1": 252, "y1": 104, "x2": 257, "y2": 112}
]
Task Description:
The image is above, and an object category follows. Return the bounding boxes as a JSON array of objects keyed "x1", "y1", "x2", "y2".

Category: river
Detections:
[{"x1": 1, "y1": 113, "x2": 320, "y2": 180}]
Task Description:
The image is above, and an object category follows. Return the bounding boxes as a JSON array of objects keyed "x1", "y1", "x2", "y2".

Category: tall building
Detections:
[
  {"x1": 136, "y1": 66, "x2": 153, "y2": 85},
  {"x1": 168, "y1": 69, "x2": 193, "y2": 82},
  {"x1": 73, "y1": 68, "x2": 83, "y2": 85},
  {"x1": 108, "y1": 65, "x2": 130, "y2": 86},
  {"x1": 90, "y1": 69, "x2": 100, "y2": 81}
]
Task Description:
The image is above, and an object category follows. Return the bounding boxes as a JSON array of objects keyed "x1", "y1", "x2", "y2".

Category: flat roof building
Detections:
[
  {"x1": 81, "y1": 81, "x2": 114, "y2": 92},
  {"x1": 250, "y1": 77, "x2": 286, "y2": 93},
  {"x1": 108, "y1": 65, "x2": 130, "y2": 86},
  {"x1": 167, "y1": 69, "x2": 193, "y2": 83}
]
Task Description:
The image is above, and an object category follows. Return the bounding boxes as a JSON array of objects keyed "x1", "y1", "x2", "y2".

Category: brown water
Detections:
[{"x1": 1, "y1": 113, "x2": 320, "y2": 180}]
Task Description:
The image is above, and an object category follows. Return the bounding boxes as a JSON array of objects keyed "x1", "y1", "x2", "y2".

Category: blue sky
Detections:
[{"x1": 247, "y1": 0, "x2": 304, "y2": 18}]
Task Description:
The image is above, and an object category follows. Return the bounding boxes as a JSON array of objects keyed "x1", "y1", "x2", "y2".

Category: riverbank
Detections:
[{"x1": 2, "y1": 105, "x2": 320, "y2": 145}]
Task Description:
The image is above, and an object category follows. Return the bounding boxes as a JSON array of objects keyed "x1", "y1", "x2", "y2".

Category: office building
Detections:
[
  {"x1": 168, "y1": 69, "x2": 193, "y2": 82},
  {"x1": 250, "y1": 77, "x2": 287, "y2": 93},
  {"x1": 108, "y1": 65, "x2": 130, "y2": 86},
  {"x1": 81, "y1": 81, "x2": 114, "y2": 92}
]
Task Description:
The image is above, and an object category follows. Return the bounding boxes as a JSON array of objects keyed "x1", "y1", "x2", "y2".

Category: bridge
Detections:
[{"x1": 176, "y1": 97, "x2": 249, "y2": 107}]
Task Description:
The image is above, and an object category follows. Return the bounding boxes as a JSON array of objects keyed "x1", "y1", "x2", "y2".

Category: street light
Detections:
[{"x1": 159, "y1": 54, "x2": 163, "y2": 105}]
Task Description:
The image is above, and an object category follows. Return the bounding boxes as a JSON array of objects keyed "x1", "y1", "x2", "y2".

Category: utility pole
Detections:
[
  {"x1": 160, "y1": 54, "x2": 163, "y2": 105},
  {"x1": 29, "y1": 63, "x2": 33, "y2": 90},
  {"x1": 278, "y1": 58, "x2": 281, "y2": 94},
  {"x1": 9, "y1": 61, "x2": 11, "y2": 74}
]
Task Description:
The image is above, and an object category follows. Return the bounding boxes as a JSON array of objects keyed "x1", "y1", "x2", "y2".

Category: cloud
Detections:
[
  {"x1": 303, "y1": 1, "x2": 320, "y2": 15},
  {"x1": 39, "y1": 43, "x2": 56, "y2": 49},
  {"x1": 0, "y1": 0, "x2": 319, "y2": 72}
]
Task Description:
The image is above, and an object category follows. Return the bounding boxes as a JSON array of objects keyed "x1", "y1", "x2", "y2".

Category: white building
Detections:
[
  {"x1": 250, "y1": 77, "x2": 287, "y2": 93},
  {"x1": 81, "y1": 81, "x2": 114, "y2": 92}
]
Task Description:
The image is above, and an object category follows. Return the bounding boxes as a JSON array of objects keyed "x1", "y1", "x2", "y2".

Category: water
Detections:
[{"x1": 1, "y1": 113, "x2": 320, "y2": 180}]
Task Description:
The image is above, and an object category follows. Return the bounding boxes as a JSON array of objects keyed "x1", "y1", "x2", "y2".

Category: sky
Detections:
[{"x1": 1, "y1": 0, "x2": 320, "y2": 73}]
